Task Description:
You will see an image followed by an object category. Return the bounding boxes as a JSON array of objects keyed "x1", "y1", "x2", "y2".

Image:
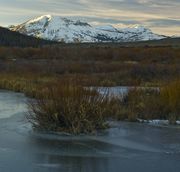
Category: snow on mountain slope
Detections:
[{"x1": 10, "y1": 15, "x2": 166, "y2": 43}]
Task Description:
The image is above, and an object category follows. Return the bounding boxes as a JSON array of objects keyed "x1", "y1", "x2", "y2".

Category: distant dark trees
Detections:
[
  {"x1": 0, "y1": 44, "x2": 179, "y2": 62},
  {"x1": 0, "y1": 45, "x2": 179, "y2": 86}
]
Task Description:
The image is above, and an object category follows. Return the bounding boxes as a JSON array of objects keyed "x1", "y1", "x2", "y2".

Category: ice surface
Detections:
[
  {"x1": 0, "y1": 90, "x2": 28, "y2": 119},
  {"x1": 0, "y1": 90, "x2": 180, "y2": 172}
]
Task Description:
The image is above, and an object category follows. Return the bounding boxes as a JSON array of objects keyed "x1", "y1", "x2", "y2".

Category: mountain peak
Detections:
[
  {"x1": 27, "y1": 14, "x2": 52, "y2": 24},
  {"x1": 26, "y1": 15, "x2": 91, "y2": 28},
  {"x1": 130, "y1": 25, "x2": 151, "y2": 32}
]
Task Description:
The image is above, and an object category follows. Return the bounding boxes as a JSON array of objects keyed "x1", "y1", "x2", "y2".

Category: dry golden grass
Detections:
[{"x1": 27, "y1": 81, "x2": 112, "y2": 134}]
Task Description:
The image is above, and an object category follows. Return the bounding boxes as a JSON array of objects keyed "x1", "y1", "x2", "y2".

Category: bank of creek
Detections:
[{"x1": 0, "y1": 89, "x2": 180, "y2": 172}]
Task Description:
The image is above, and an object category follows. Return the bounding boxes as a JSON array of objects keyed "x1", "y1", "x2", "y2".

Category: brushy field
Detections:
[
  {"x1": 0, "y1": 45, "x2": 179, "y2": 86},
  {"x1": 25, "y1": 79, "x2": 180, "y2": 134},
  {"x1": 0, "y1": 45, "x2": 179, "y2": 134},
  {"x1": 116, "y1": 80, "x2": 180, "y2": 123},
  {"x1": 0, "y1": 73, "x2": 179, "y2": 134}
]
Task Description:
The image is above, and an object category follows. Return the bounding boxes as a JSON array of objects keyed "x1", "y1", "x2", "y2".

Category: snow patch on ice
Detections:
[{"x1": 137, "y1": 119, "x2": 180, "y2": 125}]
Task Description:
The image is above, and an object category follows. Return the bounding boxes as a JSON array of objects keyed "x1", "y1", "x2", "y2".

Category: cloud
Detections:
[
  {"x1": 146, "y1": 19, "x2": 180, "y2": 27},
  {"x1": 0, "y1": 0, "x2": 179, "y2": 35}
]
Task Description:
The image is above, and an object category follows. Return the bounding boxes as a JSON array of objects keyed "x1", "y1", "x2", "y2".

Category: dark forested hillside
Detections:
[{"x1": 0, "y1": 27, "x2": 57, "y2": 47}]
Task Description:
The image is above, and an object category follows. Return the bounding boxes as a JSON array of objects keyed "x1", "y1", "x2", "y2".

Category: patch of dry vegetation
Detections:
[
  {"x1": 27, "y1": 82, "x2": 112, "y2": 134},
  {"x1": 0, "y1": 45, "x2": 179, "y2": 86},
  {"x1": 160, "y1": 80, "x2": 180, "y2": 123},
  {"x1": 0, "y1": 45, "x2": 179, "y2": 133},
  {"x1": 118, "y1": 80, "x2": 180, "y2": 123}
]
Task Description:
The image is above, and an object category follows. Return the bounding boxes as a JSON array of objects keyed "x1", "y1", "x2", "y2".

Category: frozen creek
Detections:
[{"x1": 0, "y1": 90, "x2": 180, "y2": 172}]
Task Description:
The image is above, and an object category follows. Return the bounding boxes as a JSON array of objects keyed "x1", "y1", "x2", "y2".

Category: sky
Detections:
[{"x1": 0, "y1": 0, "x2": 179, "y2": 36}]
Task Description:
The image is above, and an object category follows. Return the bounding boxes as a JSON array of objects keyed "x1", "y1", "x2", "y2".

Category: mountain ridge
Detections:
[{"x1": 10, "y1": 15, "x2": 166, "y2": 43}]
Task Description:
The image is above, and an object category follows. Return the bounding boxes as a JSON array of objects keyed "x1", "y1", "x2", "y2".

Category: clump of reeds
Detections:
[
  {"x1": 118, "y1": 80, "x2": 180, "y2": 122},
  {"x1": 120, "y1": 88, "x2": 162, "y2": 121},
  {"x1": 160, "y1": 80, "x2": 180, "y2": 123},
  {"x1": 27, "y1": 81, "x2": 112, "y2": 134}
]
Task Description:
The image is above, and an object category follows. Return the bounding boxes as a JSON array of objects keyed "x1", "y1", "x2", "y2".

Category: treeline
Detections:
[
  {"x1": 0, "y1": 45, "x2": 180, "y2": 62},
  {"x1": 0, "y1": 27, "x2": 56, "y2": 47},
  {"x1": 0, "y1": 45, "x2": 179, "y2": 86}
]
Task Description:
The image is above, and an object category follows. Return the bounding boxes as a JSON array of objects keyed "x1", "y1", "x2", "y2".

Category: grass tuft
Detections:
[{"x1": 27, "y1": 82, "x2": 111, "y2": 134}]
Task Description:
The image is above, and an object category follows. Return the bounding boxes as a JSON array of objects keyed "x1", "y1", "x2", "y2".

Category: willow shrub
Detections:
[
  {"x1": 27, "y1": 82, "x2": 113, "y2": 134},
  {"x1": 160, "y1": 80, "x2": 180, "y2": 123},
  {"x1": 120, "y1": 80, "x2": 180, "y2": 122},
  {"x1": 122, "y1": 88, "x2": 163, "y2": 121}
]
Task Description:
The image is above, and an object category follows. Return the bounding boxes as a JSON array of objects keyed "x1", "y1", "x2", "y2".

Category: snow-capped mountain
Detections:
[{"x1": 10, "y1": 15, "x2": 166, "y2": 43}]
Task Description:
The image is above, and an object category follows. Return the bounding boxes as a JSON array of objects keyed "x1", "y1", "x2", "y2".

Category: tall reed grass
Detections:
[
  {"x1": 27, "y1": 82, "x2": 112, "y2": 134},
  {"x1": 160, "y1": 80, "x2": 180, "y2": 123},
  {"x1": 119, "y1": 80, "x2": 180, "y2": 122}
]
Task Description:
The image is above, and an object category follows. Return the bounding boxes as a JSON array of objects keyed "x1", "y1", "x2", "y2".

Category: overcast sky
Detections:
[{"x1": 0, "y1": 0, "x2": 179, "y2": 36}]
